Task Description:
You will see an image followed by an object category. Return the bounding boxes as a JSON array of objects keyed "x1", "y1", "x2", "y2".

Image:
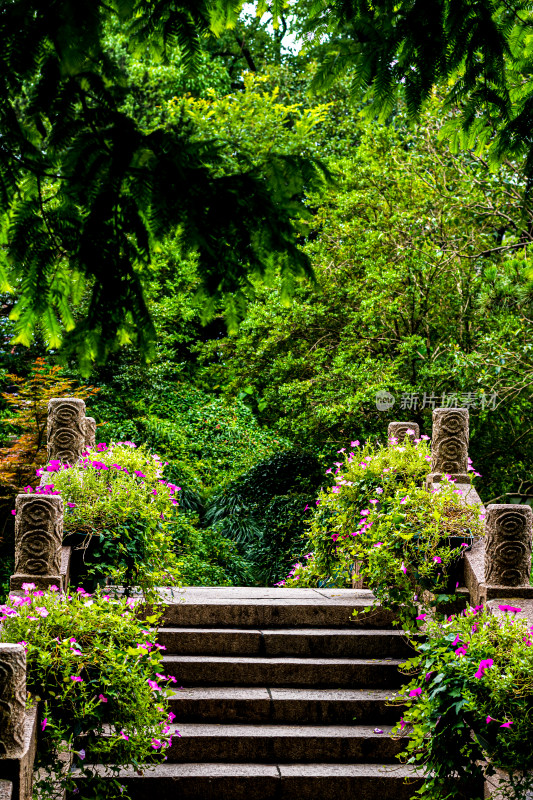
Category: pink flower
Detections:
[
  {"x1": 331, "y1": 534, "x2": 340, "y2": 542},
  {"x1": 369, "y1": 499, "x2": 378, "y2": 504},
  {"x1": 433, "y1": 556, "x2": 442, "y2": 564},
  {"x1": 351, "y1": 441, "x2": 360, "y2": 447},
  {"x1": 21, "y1": 583, "x2": 35, "y2": 593},
  {"x1": 41, "y1": 718, "x2": 47, "y2": 731},
  {"x1": 360, "y1": 509, "x2": 369, "y2": 516},
  {"x1": 399, "y1": 496, "x2": 407, "y2": 504},
  {"x1": 35, "y1": 607, "x2": 49, "y2": 618},
  {"x1": 70, "y1": 676, "x2": 83, "y2": 683},
  {"x1": 486, "y1": 716, "x2": 494, "y2": 723},
  {"x1": 416, "y1": 614, "x2": 427, "y2": 620},
  {"x1": 98, "y1": 694, "x2": 108, "y2": 703},
  {"x1": 331, "y1": 487, "x2": 340, "y2": 494},
  {"x1": 409, "y1": 688, "x2": 422, "y2": 697},
  {"x1": 151, "y1": 739, "x2": 162, "y2": 749},
  {"x1": 474, "y1": 659, "x2": 494, "y2": 679},
  {"x1": 67, "y1": 502, "x2": 76, "y2": 509},
  {"x1": 147, "y1": 680, "x2": 161, "y2": 691},
  {"x1": 398, "y1": 718, "x2": 406, "y2": 731},
  {"x1": 168, "y1": 712, "x2": 176, "y2": 723},
  {"x1": 78, "y1": 749, "x2": 86, "y2": 760},
  {"x1": 498, "y1": 605, "x2": 522, "y2": 615},
  {"x1": 10, "y1": 510, "x2": 16, "y2": 516},
  {"x1": 400, "y1": 562, "x2": 407, "y2": 574},
  {"x1": 120, "y1": 730, "x2": 129, "y2": 740},
  {"x1": 500, "y1": 721, "x2": 513, "y2": 728},
  {"x1": 373, "y1": 542, "x2": 383, "y2": 548}
]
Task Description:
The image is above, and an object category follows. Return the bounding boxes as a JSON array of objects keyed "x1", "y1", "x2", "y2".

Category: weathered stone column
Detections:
[
  {"x1": 0, "y1": 645, "x2": 26, "y2": 757},
  {"x1": 83, "y1": 416, "x2": 96, "y2": 450},
  {"x1": 484, "y1": 504, "x2": 532, "y2": 587},
  {"x1": 388, "y1": 422, "x2": 420, "y2": 442},
  {"x1": 47, "y1": 398, "x2": 85, "y2": 465},
  {"x1": 10, "y1": 495, "x2": 63, "y2": 591},
  {"x1": 427, "y1": 407, "x2": 470, "y2": 484}
]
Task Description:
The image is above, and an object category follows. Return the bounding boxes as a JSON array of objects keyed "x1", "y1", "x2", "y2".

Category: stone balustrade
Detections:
[
  {"x1": 387, "y1": 421, "x2": 419, "y2": 442},
  {"x1": 9, "y1": 495, "x2": 63, "y2": 592},
  {"x1": 0, "y1": 646, "x2": 37, "y2": 800},
  {"x1": 46, "y1": 398, "x2": 86, "y2": 465},
  {"x1": 427, "y1": 407, "x2": 470, "y2": 485}
]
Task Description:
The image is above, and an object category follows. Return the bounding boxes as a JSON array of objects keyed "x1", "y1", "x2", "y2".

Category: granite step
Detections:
[
  {"x1": 159, "y1": 588, "x2": 395, "y2": 629},
  {"x1": 158, "y1": 627, "x2": 414, "y2": 658},
  {"x1": 163, "y1": 654, "x2": 404, "y2": 688},
  {"x1": 164, "y1": 723, "x2": 405, "y2": 763},
  {"x1": 86, "y1": 762, "x2": 422, "y2": 800},
  {"x1": 169, "y1": 687, "x2": 404, "y2": 724}
]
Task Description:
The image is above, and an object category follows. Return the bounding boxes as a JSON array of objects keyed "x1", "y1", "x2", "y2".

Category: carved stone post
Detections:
[
  {"x1": 84, "y1": 417, "x2": 96, "y2": 450},
  {"x1": 484, "y1": 504, "x2": 532, "y2": 587},
  {"x1": 388, "y1": 422, "x2": 420, "y2": 442},
  {"x1": 427, "y1": 407, "x2": 470, "y2": 484},
  {"x1": 0, "y1": 645, "x2": 26, "y2": 756},
  {"x1": 10, "y1": 495, "x2": 63, "y2": 591},
  {"x1": 47, "y1": 398, "x2": 86, "y2": 465}
]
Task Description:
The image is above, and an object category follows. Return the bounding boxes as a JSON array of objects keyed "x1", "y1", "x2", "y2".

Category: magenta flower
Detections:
[
  {"x1": 433, "y1": 556, "x2": 442, "y2": 564},
  {"x1": 416, "y1": 614, "x2": 427, "y2": 620},
  {"x1": 120, "y1": 730, "x2": 129, "y2": 740},
  {"x1": 70, "y1": 676, "x2": 83, "y2": 683},
  {"x1": 474, "y1": 659, "x2": 494, "y2": 679},
  {"x1": 41, "y1": 718, "x2": 48, "y2": 731},
  {"x1": 398, "y1": 718, "x2": 406, "y2": 731},
  {"x1": 399, "y1": 496, "x2": 407, "y2": 504},
  {"x1": 67, "y1": 502, "x2": 76, "y2": 509},
  {"x1": 134, "y1": 471, "x2": 146, "y2": 479},
  {"x1": 98, "y1": 694, "x2": 108, "y2": 703},
  {"x1": 10, "y1": 509, "x2": 16, "y2": 516},
  {"x1": 500, "y1": 721, "x2": 513, "y2": 728},
  {"x1": 151, "y1": 739, "x2": 162, "y2": 749},
  {"x1": 147, "y1": 679, "x2": 161, "y2": 691},
  {"x1": 331, "y1": 534, "x2": 340, "y2": 542},
  {"x1": 486, "y1": 716, "x2": 494, "y2": 723},
  {"x1": 498, "y1": 605, "x2": 522, "y2": 615},
  {"x1": 21, "y1": 582, "x2": 36, "y2": 592},
  {"x1": 400, "y1": 562, "x2": 407, "y2": 574},
  {"x1": 409, "y1": 688, "x2": 422, "y2": 697},
  {"x1": 78, "y1": 749, "x2": 86, "y2": 760},
  {"x1": 351, "y1": 440, "x2": 360, "y2": 447}
]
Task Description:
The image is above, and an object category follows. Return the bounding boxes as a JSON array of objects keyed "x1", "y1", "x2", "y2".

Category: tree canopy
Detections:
[{"x1": 0, "y1": 1, "x2": 325, "y2": 366}]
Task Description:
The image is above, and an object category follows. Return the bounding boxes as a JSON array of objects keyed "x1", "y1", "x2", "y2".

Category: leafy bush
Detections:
[
  {"x1": 0, "y1": 585, "x2": 176, "y2": 800},
  {"x1": 36, "y1": 443, "x2": 180, "y2": 595},
  {"x1": 205, "y1": 449, "x2": 323, "y2": 584},
  {"x1": 285, "y1": 435, "x2": 432, "y2": 588},
  {"x1": 352, "y1": 480, "x2": 484, "y2": 625},
  {"x1": 396, "y1": 605, "x2": 533, "y2": 800}
]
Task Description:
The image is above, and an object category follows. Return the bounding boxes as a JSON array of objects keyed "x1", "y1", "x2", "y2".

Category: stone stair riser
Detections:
[
  {"x1": 158, "y1": 627, "x2": 414, "y2": 659},
  {"x1": 163, "y1": 656, "x2": 403, "y2": 688},
  {"x1": 161, "y1": 604, "x2": 395, "y2": 629}
]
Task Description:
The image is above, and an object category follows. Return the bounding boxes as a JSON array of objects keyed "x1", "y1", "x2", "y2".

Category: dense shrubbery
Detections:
[
  {"x1": 0, "y1": 586, "x2": 175, "y2": 800},
  {"x1": 396, "y1": 605, "x2": 533, "y2": 800}
]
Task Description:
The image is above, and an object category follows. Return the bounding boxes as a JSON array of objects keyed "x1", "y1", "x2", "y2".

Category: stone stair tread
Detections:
[
  {"x1": 170, "y1": 687, "x2": 399, "y2": 700},
  {"x1": 163, "y1": 655, "x2": 403, "y2": 665},
  {"x1": 174, "y1": 723, "x2": 401, "y2": 737},
  {"x1": 159, "y1": 627, "x2": 405, "y2": 635}
]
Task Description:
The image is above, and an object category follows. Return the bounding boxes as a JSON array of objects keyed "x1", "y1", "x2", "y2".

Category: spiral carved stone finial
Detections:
[
  {"x1": 427, "y1": 407, "x2": 470, "y2": 484},
  {"x1": 388, "y1": 422, "x2": 420, "y2": 442},
  {"x1": 484, "y1": 504, "x2": 532, "y2": 587},
  {"x1": 10, "y1": 494, "x2": 63, "y2": 591},
  {"x1": 47, "y1": 398, "x2": 86, "y2": 465},
  {"x1": 84, "y1": 416, "x2": 96, "y2": 450},
  {"x1": 0, "y1": 644, "x2": 26, "y2": 756}
]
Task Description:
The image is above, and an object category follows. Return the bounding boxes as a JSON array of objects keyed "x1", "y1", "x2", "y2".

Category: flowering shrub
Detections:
[
  {"x1": 395, "y1": 605, "x2": 533, "y2": 800},
  {"x1": 0, "y1": 585, "x2": 177, "y2": 800},
  {"x1": 283, "y1": 435, "x2": 432, "y2": 588},
  {"x1": 350, "y1": 480, "x2": 484, "y2": 624},
  {"x1": 31, "y1": 442, "x2": 180, "y2": 594}
]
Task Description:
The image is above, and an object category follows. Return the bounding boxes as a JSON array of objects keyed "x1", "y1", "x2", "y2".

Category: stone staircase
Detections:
[{"x1": 114, "y1": 587, "x2": 422, "y2": 799}]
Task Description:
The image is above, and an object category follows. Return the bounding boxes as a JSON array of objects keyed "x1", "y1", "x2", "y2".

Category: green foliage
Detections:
[
  {"x1": 0, "y1": 586, "x2": 175, "y2": 800},
  {"x1": 0, "y1": 0, "x2": 327, "y2": 366},
  {"x1": 205, "y1": 448, "x2": 323, "y2": 583},
  {"x1": 396, "y1": 605, "x2": 533, "y2": 800},
  {"x1": 42, "y1": 443, "x2": 180, "y2": 594},
  {"x1": 286, "y1": 435, "x2": 432, "y2": 589},
  {"x1": 202, "y1": 97, "x2": 533, "y2": 500}
]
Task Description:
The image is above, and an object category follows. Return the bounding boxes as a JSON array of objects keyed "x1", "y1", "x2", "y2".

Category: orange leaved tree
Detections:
[{"x1": 0, "y1": 358, "x2": 99, "y2": 493}]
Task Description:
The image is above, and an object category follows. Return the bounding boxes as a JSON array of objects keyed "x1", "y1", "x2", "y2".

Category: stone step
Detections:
[
  {"x1": 164, "y1": 723, "x2": 405, "y2": 763},
  {"x1": 159, "y1": 587, "x2": 395, "y2": 629},
  {"x1": 163, "y1": 655, "x2": 404, "y2": 688},
  {"x1": 169, "y1": 687, "x2": 404, "y2": 725},
  {"x1": 88, "y1": 762, "x2": 422, "y2": 800},
  {"x1": 158, "y1": 627, "x2": 414, "y2": 658}
]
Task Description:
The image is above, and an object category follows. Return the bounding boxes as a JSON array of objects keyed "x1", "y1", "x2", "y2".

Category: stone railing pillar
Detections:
[
  {"x1": 427, "y1": 407, "x2": 470, "y2": 485},
  {"x1": 10, "y1": 495, "x2": 63, "y2": 591},
  {"x1": 46, "y1": 398, "x2": 86, "y2": 465},
  {"x1": 83, "y1": 416, "x2": 96, "y2": 450},
  {"x1": 388, "y1": 421, "x2": 420, "y2": 442},
  {"x1": 484, "y1": 504, "x2": 532, "y2": 588},
  {"x1": 0, "y1": 645, "x2": 26, "y2": 757}
]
